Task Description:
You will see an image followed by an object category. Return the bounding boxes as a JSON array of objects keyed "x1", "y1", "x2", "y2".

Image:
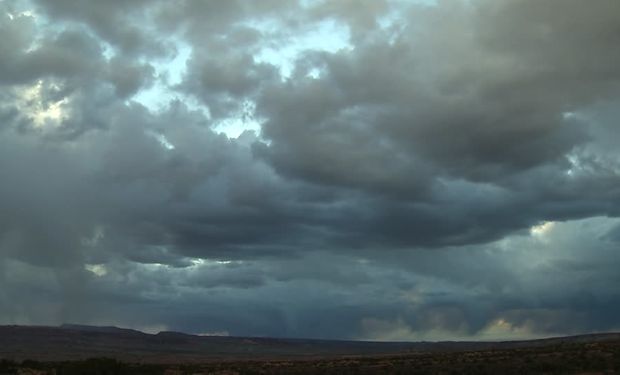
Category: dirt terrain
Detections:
[{"x1": 1, "y1": 325, "x2": 620, "y2": 374}]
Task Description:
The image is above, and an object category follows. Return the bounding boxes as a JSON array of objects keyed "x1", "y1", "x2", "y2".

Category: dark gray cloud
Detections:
[
  {"x1": 0, "y1": 0, "x2": 620, "y2": 340},
  {"x1": 31, "y1": 0, "x2": 170, "y2": 56}
]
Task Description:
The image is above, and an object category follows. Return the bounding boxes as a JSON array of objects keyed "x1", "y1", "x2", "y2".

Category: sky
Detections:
[{"x1": 1, "y1": 0, "x2": 620, "y2": 341}]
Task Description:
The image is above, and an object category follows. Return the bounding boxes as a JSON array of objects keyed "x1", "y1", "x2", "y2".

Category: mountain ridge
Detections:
[{"x1": 1, "y1": 324, "x2": 619, "y2": 364}]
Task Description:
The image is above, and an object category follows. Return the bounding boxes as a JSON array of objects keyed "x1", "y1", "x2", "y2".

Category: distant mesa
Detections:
[{"x1": 1, "y1": 324, "x2": 619, "y2": 364}]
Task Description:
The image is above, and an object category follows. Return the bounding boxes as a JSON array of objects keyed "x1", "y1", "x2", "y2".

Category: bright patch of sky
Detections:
[
  {"x1": 190, "y1": 258, "x2": 234, "y2": 267},
  {"x1": 217, "y1": 18, "x2": 351, "y2": 138},
  {"x1": 5, "y1": 9, "x2": 34, "y2": 21},
  {"x1": 530, "y1": 221, "x2": 556, "y2": 237},
  {"x1": 132, "y1": 41, "x2": 193, "y2": 111},
  {"x1": 130, "y1": 0, "x2": 439, "y2": 140},
  {"x1": 253, "y1": 18, "x2": 352, "y2": 79},
  {"x1": 133, "y1": 16, "x2": 352, "y2": 139},
  {"x1": 212, "y1": 100, "x2": 263, "y2": 139},
  {"x1": 15, "y1": 79, "x2": 69, "y2": 128},
  {"x1": 85, "y1": 264, "x2": 108, "y2": 277},
  {"x1": 146, "y1": 130, "x2": 175, "y2": 150}
]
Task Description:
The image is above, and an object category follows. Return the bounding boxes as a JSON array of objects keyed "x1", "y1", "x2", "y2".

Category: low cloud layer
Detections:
[{"x1": 1, "y1": 0, "x2": 620, "y2": 340}]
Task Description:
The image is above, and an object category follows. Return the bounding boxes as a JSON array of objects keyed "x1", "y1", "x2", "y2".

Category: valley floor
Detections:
[{"x1": 2, "y1": 339, "x2": 620, "y2": 374}]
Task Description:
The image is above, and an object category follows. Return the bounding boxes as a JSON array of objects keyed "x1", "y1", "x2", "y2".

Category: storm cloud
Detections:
[{"x1": 1, "y1": 0, "x2": 620, "y2": 340}]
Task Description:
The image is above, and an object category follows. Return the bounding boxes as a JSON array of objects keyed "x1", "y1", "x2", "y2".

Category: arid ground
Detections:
[{"x1": 1, "y1": 325, "x2": 620, "y2": 374}]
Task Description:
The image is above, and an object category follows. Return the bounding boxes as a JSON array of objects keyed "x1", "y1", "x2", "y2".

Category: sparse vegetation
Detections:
[{"x1": 2, "y1": 340, "x2": 620, "y2": 375}]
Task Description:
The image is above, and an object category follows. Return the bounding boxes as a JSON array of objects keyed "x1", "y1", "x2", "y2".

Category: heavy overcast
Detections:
[{"x1": 1, "y1": 0, "x2": 620, "y2": 340}]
